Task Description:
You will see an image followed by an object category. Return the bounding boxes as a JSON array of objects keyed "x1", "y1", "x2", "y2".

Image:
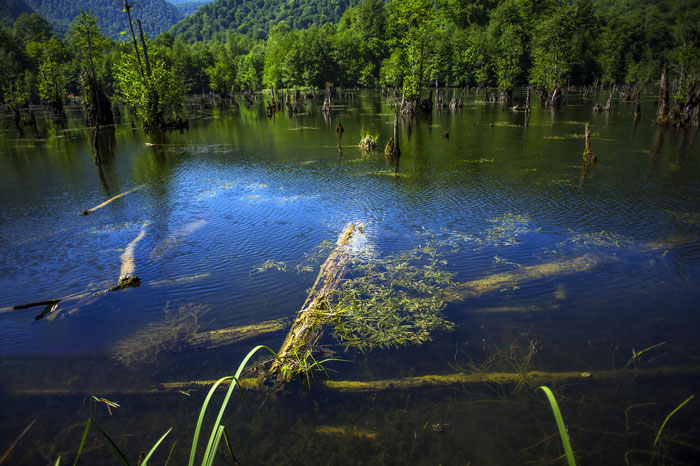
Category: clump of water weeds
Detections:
[
  {"x1": 328, "y1": 239, "x2": 456, "y2": 352},
  {"x1": 112, "y1": 303, "x2": 208, "y2": 365},
  {"x1": 359, "y1": 131, "x2": 378, "y2": 153}
]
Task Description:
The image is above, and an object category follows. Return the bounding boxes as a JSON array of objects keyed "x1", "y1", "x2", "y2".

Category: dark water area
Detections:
[{"x1": 1, "y1": 90, "x2": 699, "y2": 465}]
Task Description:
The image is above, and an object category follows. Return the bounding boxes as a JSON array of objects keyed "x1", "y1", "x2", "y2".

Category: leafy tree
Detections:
[
  {"x1": 67, "y1": 10, "x2": 114, "y2": 126},
  {"x1": 385, "y1": 0, "x2": 438, "y2": 99},
  {"x1": 27, "y1": 35, "x2": 69, "y2": 116}
]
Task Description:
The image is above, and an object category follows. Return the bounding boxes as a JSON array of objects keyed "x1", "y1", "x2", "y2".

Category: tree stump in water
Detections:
[
  {"x1": 656, "y1": 64, "x2": 670, "y2": 125},
  {"x1": 582, "y1": 123, "x2": 597, "y2": 164}
]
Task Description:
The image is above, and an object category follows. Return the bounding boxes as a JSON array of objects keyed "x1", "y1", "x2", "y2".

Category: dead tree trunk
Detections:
[
  {"x1": 656, "y1": 64, "x2": 670, "y2": 125},
  {"x1": 583, "y1": 123, "x2": 597, "y2": 164},
  {"x1": 269, "y1": 223, "x2": 362, "y2": 380},
  {"x1": 384, "y1": 113, "x2": 400, "y2": 160},
  {"x1": 634, "y1": 89, "x2": 641, "y2": 120},
  {"x1": 525, "y1": 87, "x2": 531, "y2": 113}
]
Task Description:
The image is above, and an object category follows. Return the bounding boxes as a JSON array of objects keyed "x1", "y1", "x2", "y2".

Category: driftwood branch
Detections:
[{"x1": 81, "y1": 185, "x2": 144, "y2": 216}]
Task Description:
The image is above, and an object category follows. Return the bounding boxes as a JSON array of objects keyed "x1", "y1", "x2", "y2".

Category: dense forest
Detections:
[
  {"x1": 1, "y1": 0, "x2": 699, "y2": 129},
  {"x1": 169, "y1": 0, "x2": 361, "y2": 40},
  {"x1": 14, "y1": 0, "x2": 182, "y2": 38},
  {"x1": 0, "y1": 0, "x2": 33, "y2": 26},
  {"x1": 171, "y1": 1, "x2": 214, "y2": 17}
]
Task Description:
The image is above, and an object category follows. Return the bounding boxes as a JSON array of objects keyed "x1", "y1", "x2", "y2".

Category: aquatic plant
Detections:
[
  {"x1": 57, "y1": 346, "x2": 274, "y2": 466},
  {"x1": 327, "y1": 242, "x2": 456, "y2": 352},
  {"x1": 654, "y1": 395, "x2": 695, "y2": 448},
  {"x1": 251, "y1": 259, "x2": 288, "y2": 274},
  {"x1": 112, "y1": 304, "x2": 208, "y2": 365},
  {"x1": 538, "y1": 385, "x2": 577, "y2": 466}
]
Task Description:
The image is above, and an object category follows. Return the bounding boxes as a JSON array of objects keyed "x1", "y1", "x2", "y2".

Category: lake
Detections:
[{"x1": 1, "y1": 90, "x2": 699, "y2": 465}]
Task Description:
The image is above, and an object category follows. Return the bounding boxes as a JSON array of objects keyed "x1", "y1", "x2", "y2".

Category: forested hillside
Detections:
[
  {"x1": 23, "y1": 0, "x2": 182, "y2": 38},
  {"x1": 169, "y1": 0, "x2": 361, "y2": 41},
  {"x1": 1, "y1": 0, "x2": 700, "y2": 130},
  {"x1": 0, "y1": 0, "x2": 33, "y2": 26},
  {"x1": 171, "y1": 1, "x2": 213, "y2": 16}
]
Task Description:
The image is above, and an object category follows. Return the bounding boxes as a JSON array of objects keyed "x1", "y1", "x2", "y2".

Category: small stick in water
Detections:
[{"x1": 81, "y1": 184, "x2": 145, "y2": 216}]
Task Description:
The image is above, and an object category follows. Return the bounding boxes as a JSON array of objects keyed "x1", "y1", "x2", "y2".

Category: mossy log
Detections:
[
  {"x1": 14, "y1": 365, "x2": 698, "y2": 398},
  {"x1": 441, "y1": 254, "x2": 601, "y2": 303},
  {"x1": 81, "y1": 185, "x2": 145, "y2": 216},
  {"x1": 269, "y1": 223, "x2": 362, "y2": 378},
  {"x1": 189, "y1": 318, "x2": 289, "y2": 349},
  {"x1": 320, "y1": 365, "x2": 700, "y2": 393}
]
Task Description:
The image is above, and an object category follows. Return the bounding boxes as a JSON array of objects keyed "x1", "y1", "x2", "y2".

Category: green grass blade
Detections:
[
  {"x1": 72, "y1": 418, "x2": 92, "y2": 466},
  {"x1": 221, "y1": 427, "x2": 240, "y2": 466},
  {"x1": 164, "y1": 441, "x2": 177, "y2": 466},
  {"x1": 538, "y1": 386, "x2": 576, "y2": 466},
  {"x1": 191, "y1": 345, "x2": 276, "y2": 466},
  {"x1": 654, "y1": 394, "x2": 694, "y2": 448},
  {"x1": 95, "y1": 423, "x2": 130, "y2": 466},
  {"x1": 188, "y1": 376, "x2": 232, "y2": 466},
  {"x1": 54, "y1": 458, "x2": 61, "y2": 466},
  {"x1": 140, "y1": 427, "x2": 172, "y2": 466},
  {"x1": 204, "y1": 426, "x2": 226, "y2": 466},
  {"x1": 201, "y1": 346, "x2": 276, "y2": 465}
]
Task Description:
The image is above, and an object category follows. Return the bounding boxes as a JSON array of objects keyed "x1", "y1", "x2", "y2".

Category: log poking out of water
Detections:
[
  {"x1": 269, "y1": 223, "x2": 362, "y2": 378},
  {"x1": 441, "y1": 254, "x2": 601, "y2": 303},
  {"x1": 108, "y1": 222, "x2": 149, "y2": 292},
  {"x1": 81, "y1": 184, "x2": 145, "y2": 216}
]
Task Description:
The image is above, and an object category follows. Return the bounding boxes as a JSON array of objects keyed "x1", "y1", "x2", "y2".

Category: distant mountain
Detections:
[
  {"x1": 0, "y1": 0, "x2": 33, "y2": 26},
  {"x1": 170, "y1": 0, "x2": 360, "y2": 41},
  {"x1": 23, "y1": 0, "x2": 182, "y2": 38},
  {"x1": 171, "y1": 0, "x2": 213, "y2": 16}
]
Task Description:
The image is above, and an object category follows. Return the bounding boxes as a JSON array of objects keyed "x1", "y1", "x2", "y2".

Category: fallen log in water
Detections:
[
  {"x1": 9, "y1": 223, "x2": 150, "y2": 319},
  {"x1": 441, "y1": 255, "x2": 601, "y2": 303},
  {"x1": 269, "y1": 223, "x2": 363, "y2": 380},
  {"x1": 13, "y1": 365, "x2": 697, "y2": 398},
  {"x1": 189, "y1": 318, "x2": 289, "y2": 349},
  {"x1": 320, "y1": 365, "x2": 700, "y2": 393},
  {"x1": 81, "y1": 184, "x2": 145, "y2": 216},
  {"x1": 108, "y1": 222, "x2": 149, "y2": 291}
]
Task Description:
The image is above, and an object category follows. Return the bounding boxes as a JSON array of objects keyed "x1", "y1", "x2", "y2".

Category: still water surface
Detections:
[{"x1": 1, "y1": 91, "x2": 699, "y2": 465}]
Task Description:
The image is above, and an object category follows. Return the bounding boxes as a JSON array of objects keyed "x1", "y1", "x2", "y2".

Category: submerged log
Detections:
[
  {"x1": 269, "y1": 223, "x2": 362, "y2": 379},
  {"x1": 190, "y1": 318, "x2": 290, "y2": 349},
  {"x1": 16, "y1": 364, "x2": 699, "y2": 397},
  {"x1": 81, "y1": 185, "x2": 145, "y2": 215},
  {"x1": 321, "y1": 365, "x2": 700, "y2": 393},
  {"x1": 441, "y1": 255, "x2": 601, "y2": 303}
]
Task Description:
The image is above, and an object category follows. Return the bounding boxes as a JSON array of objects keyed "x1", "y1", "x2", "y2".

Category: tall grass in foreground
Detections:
[
  {"x1": 55, "y1": 345, "x2": 274, "y2": 466},
  {"x1": 538, "y1": 385, "x2": 576, "y2": 466}
]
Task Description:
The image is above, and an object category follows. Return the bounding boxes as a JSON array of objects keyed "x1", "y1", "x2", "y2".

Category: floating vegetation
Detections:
[
  {"x1": 251, "y1": 259, "x2": 288, "y2": 274},
  {"x1": 458, "y1": 158, "x2": 494, "y2": 164},
  {"x1": 485, "y1": 212, "x2": 536, "y2": 245},
  {"x1": 112, "y1": 304, "x2": 208, "y2": 365},
  {"x1": 328, "y1": 243, "x2": 457, "y2": 352},
  {"x1": 491, "y1": 122, "x2": 522, "y2": 128},
  {"x1": 296, "y1": 240, "x2": 335, "y2": 273},
  {"x1": 566, "y1": 229, "x2": 636, "y2": 249},
  {"x1": 666, "y1": 210, "x2": 700, "y2": 227}
]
